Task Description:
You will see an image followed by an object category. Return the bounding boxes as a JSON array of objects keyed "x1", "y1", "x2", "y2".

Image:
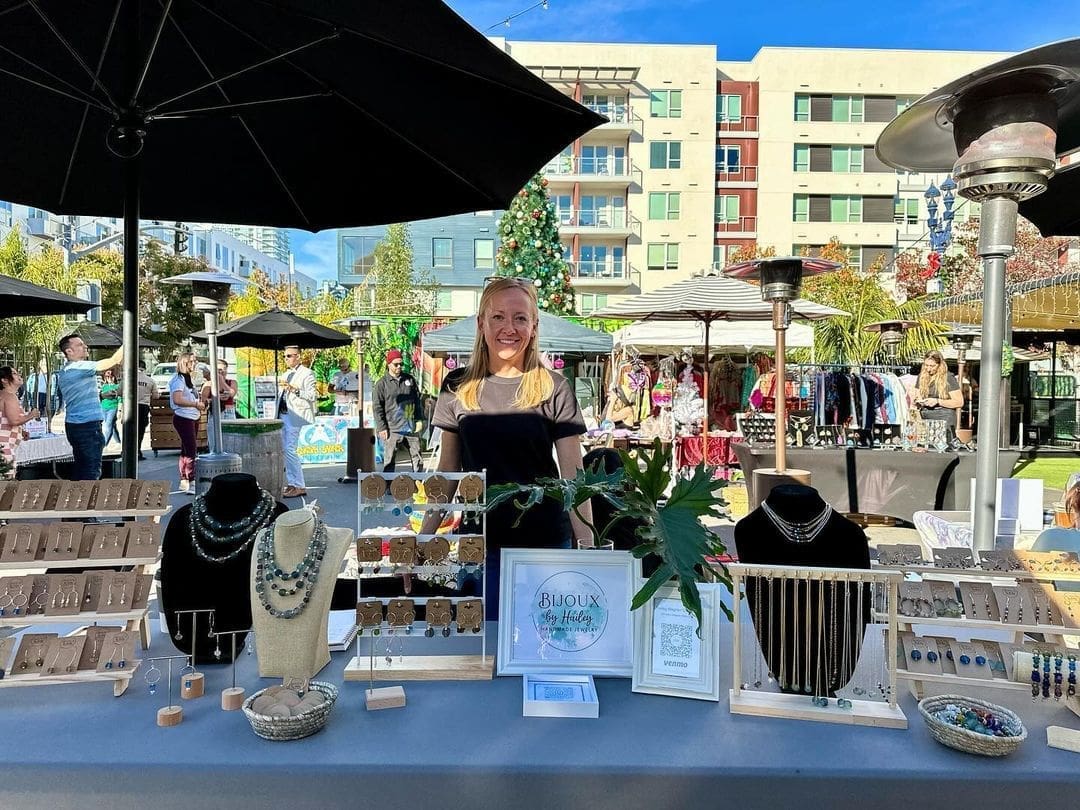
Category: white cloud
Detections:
[{"x1": 291, "y1": 229, "x2": 339, "y2": 282}]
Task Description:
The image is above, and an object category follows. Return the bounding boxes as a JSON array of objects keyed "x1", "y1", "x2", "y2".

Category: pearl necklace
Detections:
[
  {"x1": 254, "y1": 515, "x2": 327, "y2": 620},
  {"x1": 189, "y1": 491, "x2": 275, "y2": 564},
  {"x1": 761, "y1": 501, "x2": 832, "y2": 544}
]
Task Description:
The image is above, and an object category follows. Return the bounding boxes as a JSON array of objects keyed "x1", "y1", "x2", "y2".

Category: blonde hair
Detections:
[
  {"x1": 917, "y1": 350, "x2": 949, "y2": 399},
  {"x1": 456, "y1": 277, "x2": 553, "y2": 411},
  {"x1": 1066, "y1": 483, "x2": 1080, "y2": 523}
]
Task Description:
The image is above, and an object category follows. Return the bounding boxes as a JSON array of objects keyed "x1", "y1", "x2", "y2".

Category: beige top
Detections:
[{"x1": 250, "y1": 509, "x2": 353, "y2": 680}]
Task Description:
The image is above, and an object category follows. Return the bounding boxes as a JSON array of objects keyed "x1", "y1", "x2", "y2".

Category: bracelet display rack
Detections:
[
  {"x1": 0, "y1": 479, "x2": 169, "y2": 696},
  {"x1": 873, "y1": 545, "x2": 1080, "y2": 715},
  {"x1": 344, "y1": 472, "x2": 493, "y2": 709},
  {"x1": 729, "y1": 563, "x2": 907, "y2": 729}
]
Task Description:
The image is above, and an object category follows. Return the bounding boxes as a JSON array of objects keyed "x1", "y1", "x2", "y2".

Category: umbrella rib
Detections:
[
  {"x1": 0, "y1": 43, "x2": 113, "y2": 111},
  {"x1": 133, "y1": 0, "x2": 173, "y2": 103},
  {"x1": 0, "y1": 62, "x2": 113, "y2": 112},
  {"x1": 150, "y1": 92, "x2": 329, "y2": 119},
  {"x1": 27, "y1": 0, "x2": 117, "y2": 110}
]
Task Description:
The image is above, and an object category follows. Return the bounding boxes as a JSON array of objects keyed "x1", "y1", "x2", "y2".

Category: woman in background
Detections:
[
  {"x1": 169, "y1": 352, "x2": 206, "y2": 493},
  {"x1": 914, "y1": 350, "x2": 963, "y2": 426},
  {"x1": 100, "y1": 366, "x2": 122, "y2": 446},
  {"x1": 0, "y1": 366, "x2": 39, "y2": 476}
]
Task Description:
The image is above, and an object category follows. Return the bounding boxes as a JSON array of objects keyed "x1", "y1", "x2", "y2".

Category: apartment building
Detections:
[{"x1": 215, "y1": 225, "x2": 291, "y2": 264}]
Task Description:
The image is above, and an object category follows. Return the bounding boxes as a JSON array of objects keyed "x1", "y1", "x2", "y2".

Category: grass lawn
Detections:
[{"x1": 1012, "y1": 457, "x2": 1080, "y2": 491}]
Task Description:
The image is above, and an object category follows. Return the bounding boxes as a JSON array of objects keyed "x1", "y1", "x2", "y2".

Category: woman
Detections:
[
  {"x1": 429, "y1": 277, "x2": 592, "y2": 617},
  {"x1": 201, "y1": 359, "x2": 238, "y2": 420},
  {"x1": 100, "y1": 366, "x2": 121, "y2": 445},
  {"x1": 0, "y1": 367, "x2": 39, "y2": 476},
  {"x1": 169, "y1": 352, "x2": 207, "y2": 493},
  {"x1": 1033, "y1": 482, "x2": 1080, "y2": 592},
  {"x1": 915, "y1": 350, "x2": 963, "y2": 426}
]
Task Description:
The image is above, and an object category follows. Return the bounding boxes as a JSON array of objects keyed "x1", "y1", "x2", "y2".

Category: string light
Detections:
[{"x1": 484, "y1": 0, "x2": 551, "y2": 33}]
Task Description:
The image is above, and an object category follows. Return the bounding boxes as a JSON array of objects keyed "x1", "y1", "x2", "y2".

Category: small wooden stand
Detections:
[
  {"x1": 750, "y1": 468, "x2": 811, "y2": 510},
  {"x1": 345, "y1": 653, "x2": 495, "y2": 681},
  {"x1": 157, "y1": 705, "x2": 183, "y2": 727},
  {"x1": 366, "y1": 685, "x2": 406, "y2": 711},
  {"x1": 180, "y1": 671, "x2": 204, "y2": 699},
  {"x1": 221, "y1": 686, "x2": 245, "y2": 711}
]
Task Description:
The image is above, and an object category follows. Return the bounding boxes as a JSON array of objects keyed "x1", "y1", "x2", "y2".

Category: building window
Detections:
[
  {"x1": 649, "y1": 89, "x2": 682, "y2": 118},
  {"x1": 830, "y1": 195, "x2": 862, "y2": 222},
  {"x1": 649, "y1": 141, "x2": 681, "y2": 169},
  {"x1": 727, "y1": 244, "x2": 743, "y2": 263},
  {"x1": 831, "y1": 145, "x2": 864, "y2": 173},
  {"x1": 715, "y1": 195, "x2": 740, "y2": 223},
  {"x1": 474, "y1": 238, "x2": 494, "y2": 269},
  {"x1": 432, "y1": 238, "x2": 453, "y2": 268},
  {"x1": 794, "y1": 94, "x2": 810, "y2": 122},
  {"x1": 831, "y1": 95, "x2": 865, "y2": 122},
  {"x1": 582, "y1": 94, "x2": 628, "y2": 122},
  {"x1": 646, "y1": 243, "x2": 679, "y2": 271},
  {"x1": 580, "y1": 144, "x2": 625, "y2": 175},
  {"x1": 716, "y1": 145, "x2": 741, "y2": 174},
  {"x1": 793, "y1": 145, "x2": 809, "y2": 173},
  {"x1": 648, "y1": 192, "x2": 680, "y2": 221},
  {"x1": 436, "y1": 290, "x2": 453, "y2": 313},
  {"x1": 717, "y1": 94, "x2": 742, "y2": 122},
  {"x1": 578, "y1": 293, "x2": 610, "y2": 315},
  {"x1": 895, "y1": 197, "x2": 919, "y2": 225},
  {"x1": 578, "y1": 244, "x2": 625, "y2": 278},
  {"x1": 793, "y1": 195, "x2": 809, "y2": 223}
]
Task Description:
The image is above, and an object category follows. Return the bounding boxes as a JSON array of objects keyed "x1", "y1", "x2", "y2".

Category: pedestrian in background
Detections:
[
  {"x1": 0, "y1": 367, "x2": 39, "y2": 477},
  {"x1": 169, "y1": 351, "x2": 206, "y2": 493},
  {"x1": 373, "y1": 349, "x2": 424, "y2": 472},
  {"x1": 100, "y1": 366, "x2": 121, "y2": 446},
  {"x1": 57, "y1": 334, "x2": 123, "y2": 481},
  {"x1": 277, "y1": 346, "x2": 317, "y2": 498},
  {"x1": 136, "y1": 362, "x2": 155, "y2": 461},
  {"x1": 201, "y1": 358, "x2": 238, "y2": 420}
]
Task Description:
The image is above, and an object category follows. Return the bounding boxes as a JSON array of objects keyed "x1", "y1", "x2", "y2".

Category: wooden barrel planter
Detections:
[{"x1": 221, "y1": 419, "x2": 284, "y2": 500}]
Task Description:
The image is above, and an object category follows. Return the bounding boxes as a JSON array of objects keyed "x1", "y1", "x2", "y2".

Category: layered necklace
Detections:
[
  {"x1": 761, "y1": 501, "x2": 833, "y2": 544},
  {"x1": 254, "y1": 513, "x2": 327, "y2": 620},
  {"x1": 189, "y1": 490, "x2": 275, "y2": 564}
]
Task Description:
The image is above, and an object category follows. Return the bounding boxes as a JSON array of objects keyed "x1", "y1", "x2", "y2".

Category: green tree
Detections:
[
  {"x1": 495, "y1": 173, "x2": 575, "y2": 315},
  {"x1": 354, "y1": 224, "x2": 437, "y2": 318},
  {"x1": 68, "y1": 250, "x2": 123, "y2": 328},
  {"x1": 138, "y1": 240, "x2": 205, "y2": 358},
  {"x1": 0, "y1": 230, "x2": 72, "y2": 375}
]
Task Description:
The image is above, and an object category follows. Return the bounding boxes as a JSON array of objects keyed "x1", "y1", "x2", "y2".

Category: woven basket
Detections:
[
  {"x1": 918, "y1": 694, "x2": 1027, "y2": 757},
  {"x1": 242, "y1": 681, "x2": 338, "y2": 741}
]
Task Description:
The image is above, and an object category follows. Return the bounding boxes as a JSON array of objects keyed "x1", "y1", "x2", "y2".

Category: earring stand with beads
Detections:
[
  {"x1": 211, "y1": 628, "x2": 253, "y2": 710},
  {"x1": 143, "y1": 655, "x2": 190, "y2": 727},
  {"x1": 173, "y1": 608, "x2": 216, "y2": 699}
]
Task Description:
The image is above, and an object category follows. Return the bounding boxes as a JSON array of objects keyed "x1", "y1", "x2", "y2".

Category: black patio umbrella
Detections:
[
  {"x1": 70, "y1": 322, "x2": 161, "y2": 349},
  {"x1": 0, "y1": 0, "x2": 604, "y2": 474},
  {"x1": 193, "y1": 308, "x2": 351, "y2": 351},
  {"x1": 0, "y1": 274, "x2": 96, "y2": 318}
]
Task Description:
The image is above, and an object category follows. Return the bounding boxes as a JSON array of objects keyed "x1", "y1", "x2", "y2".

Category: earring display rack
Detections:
[
  {"x1": 344, "y1": 471, "x2": 493, "y2": 686},
  {"x1": 873, "y1": 546, "x2": 1080, "y2": 707},
  {"x1": 729, "y1": 563, "x2": 907, "y2": 729},
  {"x1": 0, "y1": 479, "x2": 169, "y2": 696},
  {"x1": 0, "y1": 626, "x2": 139, "y2": 696}
]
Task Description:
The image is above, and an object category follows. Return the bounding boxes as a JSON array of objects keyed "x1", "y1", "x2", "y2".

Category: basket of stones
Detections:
[
  {"x1": 918, "y1": 694, "x2": 1027, "y2": 757},
  {"x1": 242, "y1": 681, "x2": 338, "y2": 741}
]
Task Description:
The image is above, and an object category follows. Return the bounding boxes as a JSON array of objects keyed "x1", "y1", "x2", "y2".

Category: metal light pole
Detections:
[
  {"x1": 923, "y1": 176, "x2": 957, "y2": 294},
  {"x1": 877, "y1": 40, "x2": 1078, "y2": 552},
  {"x1": 162, "y1": 272, "x2": 248, "y2": 494},
  {"x1": 337, "y1": 317, "x2": 373, "y2": 484}
]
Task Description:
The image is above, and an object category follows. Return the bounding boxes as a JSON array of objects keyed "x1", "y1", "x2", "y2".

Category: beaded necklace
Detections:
[
  {"x1": 254, "y1": 514, "x2": 328, "y2": 620},
  {"x1": 189, "y1": 490, "x2": 275, "y2": 564},
  {"x1": 761, "y1": 501, "x2": 832, "y2": 544}
]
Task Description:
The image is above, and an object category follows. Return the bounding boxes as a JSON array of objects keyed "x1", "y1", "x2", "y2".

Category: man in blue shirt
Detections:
[{"x1": 57, "y1": 334, "x2": 123, "y2": 481}]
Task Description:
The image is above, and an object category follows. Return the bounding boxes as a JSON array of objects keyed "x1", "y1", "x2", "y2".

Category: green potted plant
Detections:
[{"x1": 486, "y1": 439, "x2": 732, "y2": 629}]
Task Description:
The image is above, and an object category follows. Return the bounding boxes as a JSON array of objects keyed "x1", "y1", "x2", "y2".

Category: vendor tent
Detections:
[
  {"x1": 422, "y1": 312, "x2": 612, "y2": 357},
  {"x1": 613, "y1": 320, "x2": 814, "y2": 354}
]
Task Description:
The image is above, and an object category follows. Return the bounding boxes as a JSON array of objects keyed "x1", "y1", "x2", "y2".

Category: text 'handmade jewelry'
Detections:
[
  {"x1": 761, "y1": 501, "x2": 833, "y2": 544},
  {"x1": 254, "y1": 513, "x2": 328, "y2": 620}
]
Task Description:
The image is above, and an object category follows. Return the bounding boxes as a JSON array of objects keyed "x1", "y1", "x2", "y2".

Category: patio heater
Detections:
[
  {"x1": 876, "y1": 39, "x2": 1080, "y2": 552},
  {"x1": 162, "y1": 271, "x2": 247, "y2": 494},
  {"x1": 864, "y1": 320, "x2": 917, "y2": 363},
  {"x1": 338, "y1": 317, "x2": 374, "y2": 484},
  {"x1": 725, "y1": 257, "x2": 840, "y2": 506}
]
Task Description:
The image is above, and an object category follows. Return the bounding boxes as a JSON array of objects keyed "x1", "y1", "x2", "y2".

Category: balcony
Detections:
[
  {"x1": 26, "y1": 216, "x2": 63, "y2": 240},
  {"x1": 714, "y1": 216, "x2": 757, "y2": 238},
  {"x1": 716, "y1": 114, "x2": 759, "y2": 135},
  {"x1": 543, "y1": 155, "x2": 640, "y2": 187},
  {"x1": 584, "y1": 104, "x2": 642, "y2": 135},
  {"x1": 715, "y1": 165, "x2": 758, "y2": 186},
  {"x1": 555, "y1": 207, "x2": 640, "y2": 238},
  {"x1": 566, "y1": 260, "x2": 637, "y2": 288}
]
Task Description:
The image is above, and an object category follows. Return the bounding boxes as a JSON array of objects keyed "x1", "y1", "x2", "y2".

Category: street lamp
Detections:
[
  {"x1": 724, "y1": 257, "x2": 840, "y2": 502},
  {"x1": 924, "y1": 176, "x2": 957, "y2": 294},
  {"x1": 161, "y1": 271, "x2": 249, "y2": 493}
]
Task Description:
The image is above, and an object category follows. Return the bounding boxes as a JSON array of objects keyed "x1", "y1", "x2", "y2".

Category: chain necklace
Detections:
[
  {"x1": 189, "y1": 490, "x2": 275, "y2": 564},
  {"x1": 761, "y1": 501, "x2": 833, "y2": 544},
  {"x1": 254, "y1": 514, "x2": 328, "y2": 620}
]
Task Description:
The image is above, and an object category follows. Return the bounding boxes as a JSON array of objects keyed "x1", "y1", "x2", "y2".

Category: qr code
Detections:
[{"x1": 659, "y1": 622, "x2": 693, "y2": 659}]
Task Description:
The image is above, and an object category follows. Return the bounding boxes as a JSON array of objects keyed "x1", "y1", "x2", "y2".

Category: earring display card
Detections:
[
  {"x1": 40, "y1": 635, "x2": 87, "y2": 677},
  {"x1": 785, "y1": 411, "x2": 814, "y2": 448},
  {"x1": 356, "y1": 600, "x2": 383, "y2": 630},
  {"x1": 898, "y1": 581, "x2": 935, "y2": 618},
  {"x1": 11, "y1": 481, "x2": 56, "y2": 513},
  {"x1": 0, "y1": 576, "x2": 31, "y2": 617},
  {"x1": 43, "y1": 573, "x2": 87, "y2": 617},
  {"x1": 872, "y1": 423, "x2": 902, "y2": 448},
  {"x1": 130, "y1": 480, "x2": 170, "y2": 510},
  {"x1": 456, "y1": 598, "x2": 483, "y2": 633},
  {"x1": 13, "y1": 633, "x2": 58, "y2": 675},
  {"x1": 387, "y1": 599, "x2": 416, "y2": 629},
  {"x1": 971, "y1": 639, "x2": 1010, "y2": 680},
  {"x1": 125, "y1": 522, "x2": 161, "y2": 558},
  {"x1": 40, "y1": 522, "x2": 83, "y2": 561},
  {"x1": 388, "y1": 535, "x2": 418, "y2": 566},
  {"x1": 0, "y1": 523, "x2": 43, "y2": 563},
  {"x1": 92, "y1": 479, "x2": 133, "y2": 512},
  {"x1": 130, "y1": 574, "x2": 154, "y2": 611},
  {"x1": 899, "y1": 632, "x2": 943, "y2": 676},
  {"x1": 741, "y1": 415, "x2": 776, "y2": 445},
  {"x1": 26, "y1": 575, "x2": 49, "y2": 616},
  {"x1": 949, "y1": 640, "x2": 994, "y2": 681},
  {"x1": 356, "y1": 535, "x2": 383, "y2": 563},
  {"x1": 992, "y1": 585, "x2": 1032, "y2": 625},
  {"x1": 813, "y1": 425, "x2": 844, "y2": 447},
  {"x1": 421, "y1": 536, "x2": 450, "y2": 564},
  {"x1": 927, "y1": 581, "x2": 964, "y2": 618},
  {"x1": 1052, "y1": 593, "x2": 1080, "y2": 629},
  {"x1": 1013, "y1": 550, "x2": 1080, "y2": 575},
  {"x1": 926, "y1": 636, "x2": 957, "y2": 675},
  {"x1": 95, "y1": 630, "x2": 137, "y2": 674},
  {"x1": 97, "y1": 572, "x2": 137, "y2": 614},
  {"x1": 0, "y1": 480, "x2": 15, "y2": 511},
  {"x1": 425, "y1": 598, "x2": 453, "y2": 631},
  {"x1": 81, "y1": 572, "x2": 107, "y2": 613},
  {"x1": 1028, "y1": 583, "x2": 1064, "y2": 627},
  {"x1": 977, "y1": 550, "x2": 1022, "y2": 573},
  {"x1": 52, "y1": 481, "x2": 94, "y2": 512},
  {"x1": 77, "y1": 626, "x2": 119, "y2": 671},
  {"x1": 959, "y1": 581, "x2": 1000, "y2": 622},
  {"x1": 876, "y1": 544, "x2": 925, "y2": 566},
  {"x1": 932, "y1": 548, "x2": 975, "y2": 570},
  {"x1": 87, "y1": 524, "x2": 130, "y2": 560},
  {"x1": 458, "y1": 535, "x2": 484, "y2": 565}
]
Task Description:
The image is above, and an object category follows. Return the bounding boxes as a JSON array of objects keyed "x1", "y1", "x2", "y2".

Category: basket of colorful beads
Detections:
[{"x1": 918, "y1": 694, "x2": 1027, "y2": 757}]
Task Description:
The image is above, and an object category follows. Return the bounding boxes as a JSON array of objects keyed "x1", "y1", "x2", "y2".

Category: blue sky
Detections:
[{"x1": 288, "y1": 0, "x2": 1071, "y2": 282}]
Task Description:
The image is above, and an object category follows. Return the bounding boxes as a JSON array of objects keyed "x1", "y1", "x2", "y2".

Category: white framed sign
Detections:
[
  {"x1": 498, "y1": 548, "x2": 638, "y2": 677},
  {"x1": 632, "y1": 582, "x2": 723, "y2": 701}
]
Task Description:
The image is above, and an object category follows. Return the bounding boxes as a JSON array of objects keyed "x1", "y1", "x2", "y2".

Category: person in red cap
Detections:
[{"x1": 373, "y1": 349, "x2": 424, "y2": 472}]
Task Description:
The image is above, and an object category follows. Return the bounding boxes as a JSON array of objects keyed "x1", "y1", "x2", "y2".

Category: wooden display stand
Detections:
[
  {"x1": 0, "y1": 479, "x2": 169, "y2": 696},
  {"x1": 149, "y1": 394, "x2": 208, "y2": 455},
  {"x1": 344, "y1": 472, "x2": 495, "y2": 694}
]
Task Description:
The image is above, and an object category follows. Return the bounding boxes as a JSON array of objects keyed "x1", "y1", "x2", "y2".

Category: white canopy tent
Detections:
[{"x1": 612, "y1": 320, "x2": 814, "y2": 354}]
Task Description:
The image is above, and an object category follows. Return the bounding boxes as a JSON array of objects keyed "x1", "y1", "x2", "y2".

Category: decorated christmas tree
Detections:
[{"x1": 495, "y1": 173, "x2": 576, "y2": 315}]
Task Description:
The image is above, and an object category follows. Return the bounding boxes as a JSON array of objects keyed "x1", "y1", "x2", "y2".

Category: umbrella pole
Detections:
[
  {"x1": 121, "y1": 153, "x2": 140, "y2": 478},
  {"x1": 773, "y1": 302, "x2": 787, "y2": 474}
]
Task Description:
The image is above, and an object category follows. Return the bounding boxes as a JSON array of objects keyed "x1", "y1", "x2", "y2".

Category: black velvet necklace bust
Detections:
[
  {"x1": 735, "y1": 484, "x2": 871, "y2": 697},
  {"x1": 160, "y1": 473, "x2": 288, "y2": 663}
]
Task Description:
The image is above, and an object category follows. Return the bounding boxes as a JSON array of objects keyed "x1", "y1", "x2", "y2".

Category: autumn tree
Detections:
[{"x1": 726, "y1": 243, "x2": 777, "y2": 264}]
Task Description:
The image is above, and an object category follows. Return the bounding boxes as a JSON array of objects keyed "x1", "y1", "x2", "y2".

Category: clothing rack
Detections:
[{"x1": 790, "y1": 362, "x2": 908, "y2": 374}]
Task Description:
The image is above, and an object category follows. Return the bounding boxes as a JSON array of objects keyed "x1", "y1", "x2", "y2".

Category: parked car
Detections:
[{"x1": 151, "y1": 362, "x2": 176, "y2": 395}]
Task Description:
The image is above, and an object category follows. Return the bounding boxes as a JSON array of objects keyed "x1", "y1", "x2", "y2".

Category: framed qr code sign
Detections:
[{"x1": 632, "y1": 582, "x2": 723, "y2": 701}]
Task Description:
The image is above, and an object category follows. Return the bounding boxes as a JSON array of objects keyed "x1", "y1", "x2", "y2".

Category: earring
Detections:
[
  {"x1": 910, "y1": 649, "x2": 922, "y2": 662},
  {"x1": 926, "y1": 650, "x2": 939, "y2": 663},
  {"x1": 145, "y1": 661, "x2": 161, "y2": 695}
]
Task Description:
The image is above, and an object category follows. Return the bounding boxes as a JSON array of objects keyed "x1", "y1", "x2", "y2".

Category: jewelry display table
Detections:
[{"x1": 0, "y1": 616, "x2": 1079, "y2": 809}]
